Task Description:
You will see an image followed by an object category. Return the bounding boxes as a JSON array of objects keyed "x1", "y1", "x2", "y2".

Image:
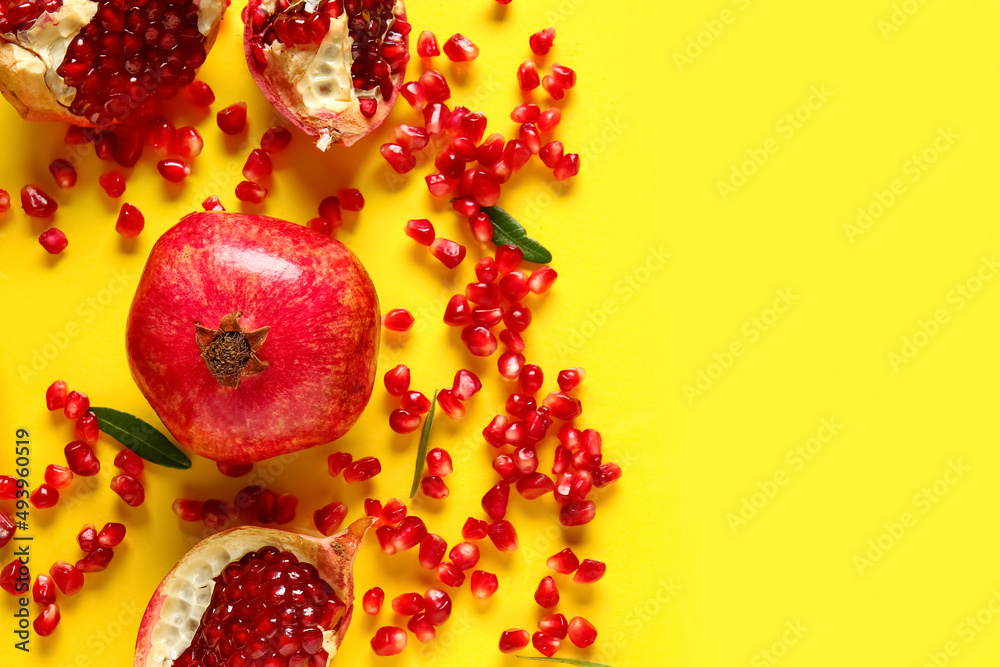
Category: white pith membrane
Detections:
[
  {"x1": 142, "y1": 528, "x2": 345, "y2": 667},
  {"x1": 257, "y1": 0, "x2": 402, "y2": 150},
  {"x1": 0, "y1": 0, "x2": 224, "y2": 114}
]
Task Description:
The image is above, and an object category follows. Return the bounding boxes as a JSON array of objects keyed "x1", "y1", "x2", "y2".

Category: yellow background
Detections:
[{"x1": 0, "y1": 0, "x2": 997, "y2": 666}]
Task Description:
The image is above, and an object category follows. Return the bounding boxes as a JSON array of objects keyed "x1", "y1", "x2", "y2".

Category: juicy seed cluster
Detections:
[{"x1": 172, "y1": 547, "x2": 345, "y2": 667}]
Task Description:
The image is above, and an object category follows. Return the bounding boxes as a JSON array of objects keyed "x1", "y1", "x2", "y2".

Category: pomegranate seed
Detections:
[
  {"x1": 450, "y1": 369, "x2": 482, "y2": 401},
  {"x1": 539, "y1": 141, "x2": 565, "y2": 169},
  {"x1": 449, "y1": 542, "x2": 480, "y2": 570},
  {"x1": 517, "y1": 61, "x2": 540, "y2": 91},
  {"x1": 424, "y1": 102, "x2": 449, "y2": 135},
  {"x1": 172, "y1": 126, "x2": 204, "y2": 158},
  {"x1": 317, "y1": 196, "x2": 341, "y2": 225},
  {"x1": 1, "y1": 560, "x2": 24, "y2": 596},
  {"x1": 530, "y1": 27, "x2": 556, "y2": 55},
  {"x1": 516, "y1": 472, "x2": 554, "y2": 499},
  {"x1": 49, "y1": 562, "x2": 84, "y2": 596},
  {"x1": 113, "y1": 449, "x2": 143, "y2": 476},
  {"x1": 499, "y1": 628, "x2": 530, "y2": 653},
  {"x1": 381, "y1": 143, "x2": 416, "y2": 173},
  {"x1": 0, "y1": 189, "x2": 7, "y2": 213},
  {"x1": 217, "y1": 102, "x2": 248, "y2": 134},
  {"x1": 76, "y1": 546, "x2": 114, "y2": 573},
  {"x1": 420, "y1": 475, "x2": 450, "y2": 499},
  {"x1": 379, "y1": 498, "x2": 407, "y2": 525},
  {"x1": 560, "y1": 500, "x2": 596, "y2": 527},
  {"x1": 542, "y1": 75, "x2": 565, "y2": 100},
  {"x1": 594, "y1": 462, "x2": 623, "y2": 487},
  {"x1": 362, "y1": 587, "x2": 384, "y2": 615},
  {"x1": 539, "y1": 613, "x2": 568, "y2": 639},
  {"x1": 518, "y1": 123, "x2": 542, "y2": 155},
  {"x1": 0, "y1": 477, "x2": 17, "y2": 502},
  {"x1": 389, "y1": 409, "x2": 421, "y2": 434},
  {"x1": 400, "y1": 81, "x2": 428, "y2": 110},
  {"x1": 339, "y1": 188, "x2": 364, "y2": 211},
  {"x1": 551, "y1": 63, "x2": 577, "y2": 89},
  {"x1": 157, "y1": 159, "x2": 191, "y2": 183},
  {"x1": 404, "y1": 218, "x2": 435, "y2": 245},
  {"x1": 202, "y1": 195, "x2": 225, "y2": 211},
  {"x1": 443, "y1": 33, "x2": 478, "y2": 61},
  {"x1": 64, "y1": 126, "x2": 92, "y2": 144},
  {"x1": 424, "y1": 588, "x2": 452, "y2": 625},
  {"x1": 568, "y1": 616, "x2": 598, "y2": 647},
  {"x1": 419, "y1": 70, "x2": 451, "y2": 102},
  {"x1": 470, "y1": 171, "x2": 500, "y2": 207},
  {"x1": 144, "y1": 117, "x2": 174, "y2": 152},
  {"x1": 34, "y1": 604, "x2": 60, "y2": 637},
  {"x1": 516, "y1": 444, "x2": 541, "y2": 472},
  {"x1": 461, "y1": 112, "x2": 488, "y2": 144},
  {"x1": 546, "y1": 548, "x2": 579, "y2": 574},
  {"x1": 236, "y1": 180, "x2": 268, "y2": 203},
  {"x1": 473, "y1": 259, "x2": 497, "y2": 285},
  {"x1": 365, "y1": 498, "x2": 383, "y2": 519},
  {"x1": 451, "y1": 136, "x2": 477, "y2": 162},
  {"x1": 44, "y1": 465, "x2": 73, "y2": 490},
  {"x1": 33, "y1": 574, "x2": 56, "y2": 605},
  {"x1": 551, "y1": 444, "x2": 572, "y2": 474},
  {"x1": 481, "y1": 481, "x2": 510, "y2": 520},
  {"x1": 115, "y1": 202, "x2": 145, "y2": 238},
  {"x1": 430, "y1": 238, "x2": 466, "y2": 268},
  {"x1": 554, "y1": 153, "x2": 580, "y2": 181},
  {"x1": 511, "y1": 103, "x2": 540, "y2": 123},
  {"x1": 504, "y1": 139, "x2": 532, "y2": 171},
  {"x1": 483, "y1": 414, "x2": 509, "y2": 446},
  {"x1": 383, "y1": 308, "x2": 414, "y2": 332},
  {"x1": 462, "y1": 517, "x2": 488, "y2": 540},
  {"x1": 384, "y1": 365, "x2": 411, "y2": 396},
  {"x1": 111, "y1": 474, "x2": 145, "y2": 506},
  {"x1": 313, "y1": 501, "x2": 348, "y2": 535},
  {"x1": 574, "y1": 558, "x2": 607, "y2": 583},
  {"x1": 45, "y1": 380, "x2": 68, "y2": 411},
  {"x1": 532, "y1": 631, "x2": 561, "y2": 657},
  {"x1": 370, "y1": 626, "x2": 407, "y2": 656},
  {"x1": 172, "y1": 498, "x2": 204, "y2": 522},
  {"x1": 261, "y1": 126, "x2": 292, "y2": 153},
  {"x1": 528, "y1": 266, "x2": 558, "y2": 294},
  {"x1": 97, "y1": 522, "x2": 125, "y2": 548},
  {"x1": 186, "y1": 80, "x2": 215, "y2": 106},
  {"x1": 48, "y1": 159, "x2": 77, "y2": 189},
  {"x1": 391, "y1": 516, "x2": 428, "y2": 551},
  {"x1": 402, "y1": 391, "x2": 432, "y2": 415},
  {"x1": 503, "y1": 304, "x2": 532, "y2": 333},
  {"x1": 470, "y1": 570, "x2": 498, "y2": 599},
  {"x1": 408, "y1": 613, "x2": 436, "y2": 643},
  {"x1": 392, "y1": 125, "x2": 430, "y2": 152},
  {"x1": 38, "y1": 229, "x2": 68, "y2": 254},
  {"x1": 391, "y1": 592, "x2": 425, "y2": 615},
  {"x1": 0, "y1": 514, "x2": 13, "y2": 548},
  {"x1": 507, "y1": 395, "x2": 537, "y2": 420},
  {"x1": 487, "y1": 519, "x2": 518, "y2": 552},
  {"x1": 417, "y1": 30, "x2": 440, "y2": 57},
  {"x1": 461, "y1": 326, "x2": 497, "y2": 356},
  {"x1": 538, "y1": 107, "x2": 562, "y2": 133},
  {"x1": 359, "y1": 98, "x2": 378, "y2": 118},
  {"x1": 419, "y1": 534, "x2": 447, "y2": 569},
  {"x1": 543, "y1": 392, "x2": 582, "y2": 420},
  {"x1": 477, "y1": 133, "x2": 505, "y2": 168},
  {"x1": 424, "y1": 449, "x2": 455, "y2": 481},
  {"x1": 29, "y1": 483, "x2": 57, "y2": 509},
  {"x1": 376, "y1": 525, "x2": 397, "y2": 554},
  {"x1": 444, "y1": 295, "x2": 472, "y2": 326},
  {"x1": 217, "y1": 461, "x2": 253, "y2": 477},
  {"x1": 95, "y1": 172, "x2": 126, "y2": 201},
  {"x1": 344, "y1": 456, "x2": 381, "y2": 483},
  {"x1": 436, "y1": 561, "x2": 465, "y2": 587},
  {"x1": 453, "y1": 197, "x2": 479, "y2": 217},
  {"x1": 554, "y1": 472, "x2": 573, "y2": 505},
  {"x1": 202, "y1": 498, "x2": 232, "y2": 530},
  {"x1": 534, "y1": 576, "x2": 559, "y2": 608},
  {"x1": 570, "y1": 470, "x2": 594, "y2": 501},
  {"x1": 243, "y1": 148, "x2": 273, "y2": 181},
  {"x1": 71, "y1": 411, "x2": 99, "y2": 446},
  {"x1": 492, "y1": 453, "x2": 519, "y2": 481},
  {"x1": 22, "y1": 184, "x2": 57, "y2": 217}
]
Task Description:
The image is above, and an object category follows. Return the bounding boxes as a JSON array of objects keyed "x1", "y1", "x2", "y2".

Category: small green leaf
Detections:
[
  {"x1": 90, "y1": 407, "x2": 191, "y2": 469},
  {"x1": 410, "y1": 390, "x2": 438, "y2": 498},
  {"x1": 483, "y1": 205, "x2": 553, "y2": 264},
  {"x1": 515, "y1": 657, "x2": 614, "y2": 667}
]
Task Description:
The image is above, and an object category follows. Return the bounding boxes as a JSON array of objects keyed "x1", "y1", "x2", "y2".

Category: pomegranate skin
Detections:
[{"x1": 125, "y1": 212, "x2": 379, "y2": 463}]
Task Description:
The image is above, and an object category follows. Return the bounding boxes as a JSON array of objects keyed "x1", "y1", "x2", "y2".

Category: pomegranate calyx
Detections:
[{"x1": 194, "y1": 311, "x2": 270, "y2": 388}]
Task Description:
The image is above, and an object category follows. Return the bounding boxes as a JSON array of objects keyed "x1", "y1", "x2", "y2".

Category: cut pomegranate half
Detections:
[
  {"x1": 0, "y1": 0, "x2": 226, "y2": 126},
  {"x1": 134, "y1": 518, "x2": 374, "y2": 667},
  {"x1": 244, "y1": 0, "x2": 409, "y2": 150}
]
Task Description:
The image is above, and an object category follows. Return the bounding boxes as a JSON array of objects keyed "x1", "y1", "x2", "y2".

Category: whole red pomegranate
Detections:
[
  {"x1": 125, "y1": 212, "x2": 379, "y2": 463},
  {"x1": 0, "y1": 0, "x2": 226, "y2": 126},
  {"x1": 134, "y1": 518, "x2": 374, "y2": 667},
  {"x1": 243, "y1": 0, "x2": 409, "y2": 149}
]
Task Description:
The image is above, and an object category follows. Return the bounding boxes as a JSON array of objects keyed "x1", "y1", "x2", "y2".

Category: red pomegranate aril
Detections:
[
  {"x1": 449, "y1": 542, "x2": 480, "y2": 570},
  {"x1": 530, "y1": 27, "x2": 556, "y2": 55},
  {"x1": 202, "y1": 195, "x2": 225, "y2": 211},
  {"x1": 311, "y1": 501, "x2": 347, "y2": 536},
  {"x1": 111, "y1": 474, "x2": 145, "y2": 506},
  {"x1": 539, "y1": 141, "x2": 564, "y2": 168},
  {"x1": 466, "y1": 282, "x2": 502, "y2": 308},
  {"x1": 97, "y1": 522, "x2": 125, "y2": 548},
  {"x1": 261, "y1": 126, "x2": 293, "y2": 153},
  {"x1": 498, "y1": 351, "x2": 525, "y2": 379},
  {"x1": 542, "y1": 75, "x2": 565, "y2": 100},
  {"x1": 317, "y1": 196, "x2": 342, "y2": 224},
  {"x1": 345, "y1": 456, "x2": 381, "y2": 483},
  {"x1": 477, "y1": 133, "x2": 505, "y2": 168},
  {"x1": 363, "y1": 587, "x2": 384, "y2": 615},
  {"x1": 72, "y1": 411, "x2": 99, "y2": 446},
  {"x1": 543, "y1": 392, "x2": 583, "y2": 420},
  {"x1": 594, "y1": 462, "x2": 624, "y2": 487},
  {"x1": 405, "y1": 219, "x2": 435, "y2": 245},
  {"x1": 421, "y1": 475, "x2": 449, "y2": 499},
  {"x1": 29, "y1": 484, "x2": 58, "y2": 509},
  {"x1": 45, "y1": 380, "x2": 68, "y2": 411},
  {"x1": 217, "y1": 102, "x2": 248, "y2": 134},
  {"x1": 431, "y1": 238, "x2": 466, "y2": 268},
  {"x1": 471, "y1": 171, "x2": 501, "y2": 208},
  {"x1": 470, "y1": 570, "x2": 498, "y2": 599},
  {"x1": 115, "y1": 203, "x2": 145, "y2": 238},
  {"x1": 436, "y1": 561, "x2": 465, "y2": 587},
  {"x1": 574, "y1": 558, "x2": 607, "y2": 583},
  {"x1": 539, "y1": 613, "x2": 568, "y2": 639},
  {"x1": 172, "y1": 498, "x2": 204, "y2": 522},
  {"x1": 0, "y1": 189, "x2": 8, "y2": 213},
  {"x1": 560, "y1": 501, "x2": 596, "y2": 527},
  {"x1": 462, "y1": 517, "x2": 488, "y2": 541},
  {"x1": 64, "y1": 126, "x2": 92, "y2": 144},
  {"x1": 504, "y1": 139, "x2": 532, "y2": 171},
  {"x1": 552, "y1": 445, "x2": 572, "y2": 475},
  {"x1": 392, "y1": 124, "x2": 430, "y2": 152},
  {"x1": 517, "y1": 60, "x2": 540, "y2": 91},
  {"x1": 425, "y1": 448, "x2": 453, "y2": 476},
  {"x1": 34, "y1": 604, "x2": 60, "y2": 637},
  {"x1": 307, "y1": 216, "x2": 337, "y2": 236},
  {"x1": 379, "y1": 498, "x2": 407, "y2": 526},
  {"x1": 383, "y1": 308, "x2": 414, "y2": 332},
  {"x1": 499, "y1": 629, "x2": 530, "y2": 653},
  {"x1": 501, "y1": 274, "x2": 531, "y2": 304},
  {"x1": 145, "y1": 117, "x2": 174, "y2": 152},
  {"x1": 436, "y1": 388, "x2": 465, "y2": 420},
  {"x1": 554, "y1": 153, "x2": 580, "y2": 181},
  {"x1": 423, "y1": 102, "x2": 449, "y2": 135},
  {"x1": 392, "y1": 516, "x2": 428, "y2": 551},
  {"x1": 22, "y1": 185, "x2": 57, "y2": 217},
  {"x1": 418, "y1": 69, "x2": 450, "y2": 102},
  {"x1": 258, "y1": 490, "x2": 281, "y2": 524},
  {"x1": 49, "y1": 562, "x2": 84, "y2": 596},
  {"x1": 424, "y1": 587, "x2": 452, "y2": 625},
  {"x1": 443, "y1": 33, "x2": 478, "y2": 61},
  {"x1": 452, "y1": 198, "x2": 479, "y2": 218},
  {"x1": 65, "y1": 441, "x2": 99, "y2": 476},
  {"x1": 550, "y1": 63, "x2": 577, "y2": 89},
  {"x1": 418, "y1": 534, "x2": 447, "y2": 569},
  {"x1": 49, "y1": 159, "x2": 77, "y2": 189},
  {"x1": 186, "y1": 80, "x2": 215, "y2": 106},
  {"x1": 461, "y1": 113, "x2": 488, "y2": 145},
  {"x1": 516, "y1": 472, "x2": 555, "y2": 499},
  {"x1": 44, "y1": 465, "x2": 73, "y2": 490},
  {"x1": 513, "y1": 365, "x2": 541, "y2": 396},
  {"x1": 573, "y1": 448, "x2": 602, "y2": 472},
  {"x1": 407, "y1": 613, "x2": 436, "y2": 643},
  {"x1": 236, "y1": 180, "x2": 268, "y2": 203},
  {"x1": 538, "y1": 107, "x2": 562, "y2": 132},
  {"x1": 400, "y1": 81, "x2": 427, "y2": 110},
  {"x1": 567, "y1": 616, "x2": 598, "y2": 648},
  {"x1": 555, "y1": 367, "x2": 584, "y2": 392},
  {"x1": 389, "y1": 409, "x2": 420, "y2": 434},
  {"x1": 216, "y1": 462, "x2": 253, "y2": 478},
  {"x1": 481, "y1": 481, "x2": 510, "y2": 520},
  {"x1": 243, "y1": 149, "x2": 273, "y2": 181},
  {"x1": 511, "y1": 103, "x2": 540, "y2": 123},
  {"x1": 39, "y1": 229, "x2": 68, "y2": 254},
  {"x1": 76, "y1": 546, "x2": 114, "y2": 573},
  {"x1": 570, "y1": 470, "x2": 594, "y2": 501},
  {"x1": 451, "y1": 136, "x2": 477, "y2": 162},
  {"x1": 202, "y1": 499, "x2": 231, "y2": 529},
  {"x1": 381, "y1": 143, "x2": 416, "y2": 173},
  {"x1": 384, "y1": 364, "x2": 411, "y2": 397},
  {"x1": 426, "y1": 171, "x2": 455, "y2": 197},
  {"x1": 505, "y1": 421, "x2": 528, "y2": 447},
  {"x1": 172, "y1": 126, "x2": 204, "y2": 158},
  {"x1": 371, "y1": 626, "x2": 407, "y2": 656},
  {"x1": 554, "y1": 471, "x2": 573, "y2": 505},
  {"x1": 492, "y1": 453, "x2": 518, "y2": 482},
  {"x1": 534, "y1": 575, "x2": 559, "y2": 608},
  {"x1": 64, "y1": 391, "x2": 89, "y2": 419},
  {"x1": 0, "y1": 479, "x2": 15, "y2": 503},
  {"x1": 391, "y1": 592, "x2": 425, "y2": 615},
  {"x1": 158, "y1": 159, "x2": 191, "y2": 183},
  {"x1": 113, "y1": 449, "x2": 143, "y2": 476},
  {"x1": 33, "y1": 574, "x2": 56, "y2": 605},
  {"x1": 402, "y1": 391, "x2": 432, "y2": 415},
  {"x1": 377, "y1": 525, "x2": 398, "y2": 554},
  {"x1": 518, "y1": 123, "x2": 542, "y2": 155},
  {"x1": 444, "y1": 295, "x2": 472, "y2": 326},
  {"x1": 487, "y1": 519, "x2": 518, "y2": 552},
  {"x1": 359, "y1": 98, "x2": 378, "y2": 118},
  {"x1": 327, "y1": 453, "x2": 353, "y2": 479},
  {"x1": 461, "y1": 326, "x2": 497, "y2": 356},
  {"x1": 1, "y1": 560, "x2": 24, "y2": 596},
  {"x1": 507, "y1": 395, "x2": 537, "y2": 421},
  {"x1": 525, "y1": 268, "x2": 557, "y2": 296},
  {"x1": 516, "y1": 443, "x2": 541, "y2": 471},
  {"x1": 417, "y1": 30, "x2": 440, "y2": 57},
  {"x1": 339, "y1": 188, "x2": 365, "y2": 211},
  {"x1": 544, "y1": 549, "x2": 579, "y2": 575}
]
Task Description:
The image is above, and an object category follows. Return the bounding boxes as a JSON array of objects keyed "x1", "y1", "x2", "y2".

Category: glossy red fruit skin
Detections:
[{"x1": 125, "y1": 212, "x2": 380, "y2": 463}]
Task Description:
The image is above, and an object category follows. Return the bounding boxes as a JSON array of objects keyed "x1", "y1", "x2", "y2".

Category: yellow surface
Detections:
[{"x1": 1, "y1": 0, "x2": 998, "y2": 666}]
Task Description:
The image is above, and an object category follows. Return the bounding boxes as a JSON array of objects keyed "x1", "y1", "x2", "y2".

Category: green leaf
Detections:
[
  {"x1": 409, "y1": 390, "x2": 438, "y2": 498},
  {"x1": 89, "y1": 407, "x2": 191, "y2": 469},
  {"x1": 483, "y1": 205, "x2": 553, "y2": 264},
  {"x1": 515, "y1": 657, "x2": 614, "y2": 667}
]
